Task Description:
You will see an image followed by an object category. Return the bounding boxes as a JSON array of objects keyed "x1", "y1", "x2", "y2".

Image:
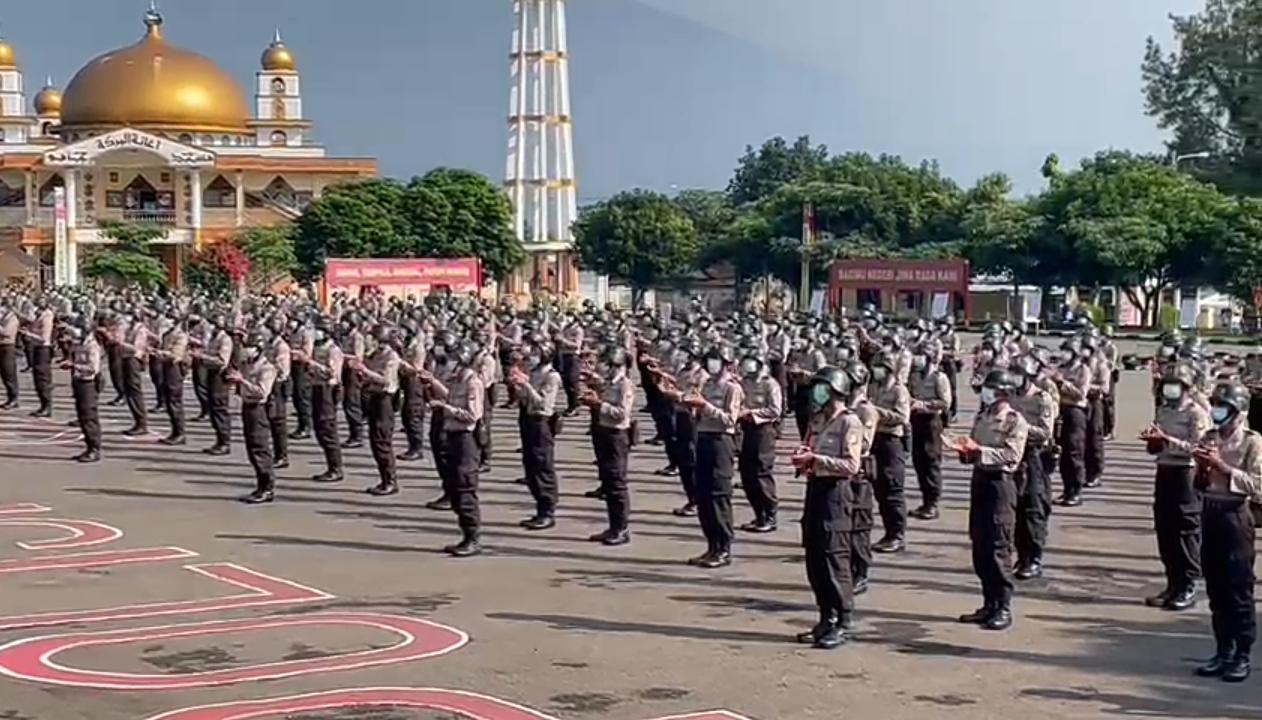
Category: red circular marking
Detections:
[
  {"x1": 0, "y1": 614, "x2": 468, "y2": 690},
  {"x1": 0, "y1": 518, "x2": 122, "y2": 550}
]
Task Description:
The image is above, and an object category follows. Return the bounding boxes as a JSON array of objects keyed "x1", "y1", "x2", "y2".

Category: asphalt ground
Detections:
[{"x1": 0, "y1": 346, "x2": 1258, "y2": 720}]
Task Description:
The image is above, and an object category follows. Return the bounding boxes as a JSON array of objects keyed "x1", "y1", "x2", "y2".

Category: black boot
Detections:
[
  {"x1": 872, "y1": 534, "x2": 906, "y2": 554},
  {"x1": 814, "y1": 621, "x2": 845, "y2": 650},
  {"x1": 425, "y1": 495, "x2": 452, "y2": 511},
  {"x1": 1222, "y1": 648, "x2": 1252, "y2": 683},
  {"x1": 444, "y1": 531, "x2": 482, "y2": 557},
  {"x1": 1144, "y1": 586, "x2": 1174, "y2": 608},
  {"x1": 520, "y1": 515, "x2": 556, "y2": 531},
  {"x1": 796, "y1": 613, "x2": 835, "y2": 645},
  {"x1": 1015, "y1": 558, "x2": 1044, "y2": 581},
  {"x1": 982, "y1": 604, "x2": 1013, "y2": 631},
  {"x1": 1163, "y1": 586, "x2": 1198, "y2": 612},
  {"x1": 240, "y1": 490, "x2": 275, "y2": 505},
  {"x1": 312, "y1": 470, "x2": 344, "y2": 483},
  {"x1": 1195, "y1": 642, "x2": 1235, "y2": 678},
  {"x1": 366, "y1": 481, "x2": 399, "y2": 497},
  {"x1": 958, "y1": 602, "x2": 994, "y2": 624}
]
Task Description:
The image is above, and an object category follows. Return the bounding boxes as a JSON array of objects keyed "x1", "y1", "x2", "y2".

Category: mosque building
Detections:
[{"x1": 0, "y1": 6, "x2": 377, "y2": 285}]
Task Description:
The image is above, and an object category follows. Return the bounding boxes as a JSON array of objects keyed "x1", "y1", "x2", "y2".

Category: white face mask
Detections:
[
  {"x1": 980, "y1": 387, "x2": 997, "y2": 407},
  {"x1": 741, "y1": 360, "x2": 759, "y2": 377},
  {"x1": 871, "y1": 367, "x2": 888, "y2": 383},
  {"x1": 912, "y1": 356, "x2": 927, "y2": 371},
  {"x1": 705, "y1": 359, "x2": 723, "y2": 376},
  {"x1": 1162, "y1": 383, "x2": 1183, "y2": 402}
]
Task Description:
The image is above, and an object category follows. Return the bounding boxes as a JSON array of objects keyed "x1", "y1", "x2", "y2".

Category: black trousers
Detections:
[
  {"x1": 850, "y1": 475, "x2": 875, "y2": 581},
  {"x1": 559, "y1": 354, "x2": 580, "y2": 411},
  {"x1": 207, "y1": 369, "x2": 231, "y2": 446},
  {"x1": 872, "y1": 432, "x2": 908, "y2": 540},
  {"x1": 1103, "y1": 370, "x2": 1118, "y2": 436},
  {"x1": 476, "y1": 385, "x2": 493, "y2": 465},
  {"x1": 162, "y1": 361, "x2": 186, "y2": 438},
  {"x1": 400, "y1": 374, "x2": 425, "y2": 455},
  {"x1": 341, "y1": 366, "x2": 363, "y2": 441},
  {"x1": 802, "y1": 477, "x2": 854, "y2": 620},
  {"x1": 291, "y1": 363, "x2": 312, "y2": 433},
  {"x1": 910, "y1": 413, "x2": 943, "y2": 509},
  {"x1": 670, "y1": 408, "x2": 697, "y2": 505},
  {"x1": 121, "y1": 356, "x2": 148, "y2": 430},
  {"x1": 1085, "y1": 395, "x2": 1106, "y2": 484},
  {"x1": 1015, "y1": 444, "x2": 1052, "y2": 565},
  {"x1": 430, "y1": 407, "x2": 449, "y2": 499},
  {"x1": 1250, "y1": 396, "x2": 1262, "y2": 435},
  {"x1": 242, "y1": 402, "x2": 275, "y2": 494},
  {"x1": 267, "y1": 378, "x2": 289, "y2": 462},
  {"x1": 794, "y1": 386, "x2": 811, "y2": 441},
  {"x1": 768, "y1": 359, "x2": 788, "y2": 412},
  {"x1": 148, "y1": 354, "x2": 166, "y2": 410},
  {"x1": 106, "y1": 344, "x2": 124, "y2": 400},
  {"x1": 311, "y1": 384, "x2": 343, "y2": 473},
  {"x1": 1058, "y1": 406, "x2": 1087, "y2": 497},
  {"x1": 648, "y1": 385, "x2": 675, "y2": 445},
  {"x1": 593, "y1": 426, "x2": 631, "y2": 531},
  {"x1": 969, "y1": 468, "x2": 1017, "y2": 607},
  {"x1": 738, "y1": 421, "x2": 778, "y2": 523},
  {"x1": 0, "y1": 343, "x2": 18, "y2": 402},
  {"x1": 30, "y1": 345, "x2": 52, "y2": 411},
  {"x1": 366, "y1": 391, "x2": 396, "y2": 485},
  {"x1": 191, "y1": 359, "x2": 210, "y2": 418},
  {"x1": 522, "y1": 414, "x2": 558, "y2": 517},
  {"x1": 71, "y1": 377, "x2": 101, "y2": 453},
  {"x1": 442, "y1": 430, "x2": 481, "y2": 532},
  {"x1": 941, "y1": 358, "x2": 959, "y2": 421},
  {"x1": 696, "y1": 432, "x2": 736, "y2": 554},
  {"x1": 1153, "y1": 465, "x2": 1202, "y2": 593},
  {"x1": 1202, "y1": 495, "x2": 1257, "y2": 655}
]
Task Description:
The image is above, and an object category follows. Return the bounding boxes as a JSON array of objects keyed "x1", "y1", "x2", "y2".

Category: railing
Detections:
[{"x1": 120, "y1": 209, "x2": 177, "y2": 226}]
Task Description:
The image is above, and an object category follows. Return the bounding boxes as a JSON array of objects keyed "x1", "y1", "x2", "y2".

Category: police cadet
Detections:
[
  {"x1": 953, "y1": 370, "x2": 1029, "y2": 631},
  {"x1": 787, "y1": 336, "x2": 828, "y2": 440},
  {"x1": 792, "y1": 367, "x2": 863, "y2": 650},
  {"x1": 305, "y1": 320, "x2": 345, "y2": 483},
  {"x1": 656, "y1": 340, "x2": 702, "y2": 517},
  {"x1": 557, "y1": 313, "x2": 584, "y2": 416},
  {"x1": 24, "y1": 300, "x2": 54, "y2": 417},
  {"x1": 938, "y1": 320, "x2": 961, "y2": 422},
  {"x1": 845, "y1": 361, "x2": 878, "y2": 594},
  {"x1": 474, "y1": 338, "x2": 497, "y2": 472},
  {"x1": 1100, "y1": 326, "x2": 1121, "y2": 440},
  {"x1": 908, "y1": 345, "x2": 952, "y2": 521},
  {"x1": 424, "y1": 337, "x2": 457, "y2": 512},
  {"x1": 510, "y1": 338, "x2": 562, "y2": 530},
  {"x1": 226, "y1": 333, "x2": 277, "y2": 505},
  {"x1": 153, "y1": 312, "x2": 188, "y2": 445},
  {"x1": 498, "y1": 308, "x2": 523, "y2": 409},
  {"x1": 582, "y1": 346, "x2": 635, "y2": 546},
  {"x1": 397, "y1": 321, "x2": 427, "y2": 461},
  {"x1": 287, "y1": 316, "x2": 315, "y2": 440},
  {"x1": 1082, "y1": 336, "x2": 1109, "y2": 489},
  {"x1": 683, "y1": 346, "x2": 743, "y2": 568},
  {"x1": 869, "y1": 351, "x2": 911, "y2": 553},
  {"x1": 737, "y1": 350, "x2": 783, "y2": 533},
  {"x1": 1139, "y1": 364, "x2": 1210, "y2": 612},
  {"x1": 266, "y1": 323, "x2": 291, "y2": 469},
  {"x1": 146, "y1": 310, "x2": 167, "y2": 415},
  {"x1": 188, "y1": 315, "x2": 210, "y2": 421},
  {"x1": 0, "y1": 300, "x2": 20, "y2": 409},
  {"x1": 1245, "y1": 347, "x2": 1262, "y2": 433},
  {"x1": 425, "y1": 341, "x2": 486, "y2": 557},
  {"x1": 339, "y1": 315, "x2": 366, "y2": 449},
  {"x1": 765, "y1": 318, "x2": 791, "y2": 407},
  {"x1": 63, "y1": 321, "x2": 102, "y2": 463},
  {"x1": 1054, "y1": 338, "x2": 1092, "y2": 507},
  {"x1": 1190, "y1": 382, "x2": 1259, "y2": 683},
  {"x1": 1009, "y1": 355, "x2": 1057, "y2": 580},
  {"x1": 196, "y1": 315, "x2": 234, "y2": 456},
  {"x1": 117, "y1": 313, "x2": 150, "y2": 436},
  {"x1": 355, "y1": 324, "x2": 401, "y2": 497}
]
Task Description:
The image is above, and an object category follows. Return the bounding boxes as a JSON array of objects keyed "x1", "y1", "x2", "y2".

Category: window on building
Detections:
[
  {"x1": 40, "y1": 122, "x2": 53, "y2": 136},
  {"x1": 221, "y1": 135, "x2": 231, "y2": 146},
  {"x1": 0, "y1": 180, "x2": 24, "y2": 207},
  {"x1": 273, "y1": 98, "x2": 286, "y2": 120},
  {"x1": 262, "y1": 176, "x2": 296, "y2": 207},
  {"x1": 271, "y1": 77, "x2": 286, "y2": 94},
  {"x1": 178, "y1": 133, "x2": 193, "y2": 144},
  {"x1": 201, "y1": 135, "x2": 214, "y2": 146},
  {"x1": 269, "y1": 130, "x2": 288, "y2": 146},
  {"x1": 203, "y1": 175, "x2": 236, "y2": 208},
  {"x1": 38, "y1": 176, "x2": 64, "y2": 207}
]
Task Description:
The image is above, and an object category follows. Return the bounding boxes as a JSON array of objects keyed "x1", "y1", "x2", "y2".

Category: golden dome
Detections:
[
  {"x1": 34, "y1": 77, "x2": 61, "y2": 115},
  {"x1": 60, "y1": 9, "x2": 249, "y2": 134},
  {"x1": 261, "y1": 29, "x2": 296, "y2": 72},
  {"x1": 0, "y1": 39, "x2": 15, "y2": 69}
]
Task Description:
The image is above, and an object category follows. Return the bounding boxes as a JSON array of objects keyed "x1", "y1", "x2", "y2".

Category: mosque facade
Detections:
[{"x1": 0, "y1": 7, "x2": 377, "y2": 285}]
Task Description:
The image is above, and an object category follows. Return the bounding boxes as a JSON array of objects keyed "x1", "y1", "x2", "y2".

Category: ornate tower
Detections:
[
  {"x1": 0, "y1": 27, "x2": 34, "y2": 146},
  {"x1": 253, "y1": 29, "x2": 308, "y2": 148},
  {"x1": 505, "y1": 0, "x2": 578, "y2": 294}
]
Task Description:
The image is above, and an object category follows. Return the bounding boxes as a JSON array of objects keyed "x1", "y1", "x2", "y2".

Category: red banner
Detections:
[
  {"x1": 830, "y1": 259, "x2": 968, "y2": 290},
  {"x1": 324, "y1": 258, "x2": 482, "y2": 299}
]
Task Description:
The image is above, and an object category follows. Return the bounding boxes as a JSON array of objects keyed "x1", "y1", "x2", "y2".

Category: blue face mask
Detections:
[{"x1": 1212, "y1": 406, "x2": 1232, "y2": 425}]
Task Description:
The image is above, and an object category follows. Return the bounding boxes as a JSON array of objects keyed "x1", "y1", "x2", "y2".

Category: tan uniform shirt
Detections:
[
  {"x1": 1058, "y1": 362, "x2": 1091, "y2": 408},
  {"x1": 33, "y1": 309, "x2": 54, "y2": 347},
  {"x1": 1203, "y1": 426, "x2": 1262, "y2": 501},
  {"x1": 1011, "y1": 385, "x2": 1057, "y2": 446},
  {"x1": 440, "y1": 368, "x2": 485, "y2": 432},
  {"x1": 869, "y1": 380, "x2": 911, "y2": 436},
  {"x1": 852, "y1": 398, "x2": 879, "y2": 457},
  {"x1": 740, "y1": 375, "x2": 783, "y2": 425},
  {"x1": 205, "y1": 330, "x2": 233, "y2": 370},
  {"x1": 596, "y1": 371, "x2": 635, "y2": 430},
  {"x1": 310, "y1": 342, "x2": 344, "y2": 387},
  {"x1": 520, "y1": 365, "x2": 562, "y2": 417},
  {"x1": 162, "y1": 328, "x2": 188, "y2": 365},
  {"x1": 269, "y1": 338, "x2": 292, "y2": 383},
  {"x1": 362, "y1": 347, "x2": 401, "y2": 394},
  {"x1": 807, "y1": 408, "x2": 864, "y2": 479},
  {"x1": 909, "y1": 368, "x2": 952, "y2": 415},
  {"x1": 0, "y1": 310, "x2": 17, "y2": 345},
  {"x1": 968, "y1": 404, "x2": 1029, "y2": 472},
  {"x1": 696, "y1": 373, "x2": 743, "y2": 434},
  {"x1": 1153, "y1": 400, "x2": 1212, "y2": 468},
  {"x1": 71, "y1": 337, "x2": 102, "y2": 380},
  {"x1": 238, "y1": 358, "x2": 277, "y2": 404},
  {"x1": 121, "y1": 323, "x2": 149, "y2": 361}
]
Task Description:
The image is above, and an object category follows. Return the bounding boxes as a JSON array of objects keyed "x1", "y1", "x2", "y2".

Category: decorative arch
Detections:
[{"x1": 269, "y1": 130, "x2": 288, "y2": 147}]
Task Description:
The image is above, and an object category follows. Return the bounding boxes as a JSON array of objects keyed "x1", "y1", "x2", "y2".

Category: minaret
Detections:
[
  {"x1": 0, "y1": 25, "x2": 33, "y2": 146},
  {"x1": 253, "y1": 28, "x2": 308, "y2": 148},
  {"x1": 505, "y1": 0, "x2": 577, "y2": 292},
  {"x1": 32, "y1": 76, "x2": 62, "y2": 139}
]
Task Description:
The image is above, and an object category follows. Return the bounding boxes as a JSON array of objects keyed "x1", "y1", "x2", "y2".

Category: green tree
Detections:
[
  {"x1": 81, "y1": 221, "x2": 168, "y2": 290},
  {"x1": 235, "y1": 225, "x2": 296, "y2": 290},
  {"x1": 1215, "y1": 197, "x2": 1262, "y2": 305},
  {"x1": 573, "y1": 190, "x2": 699, "y2": 307},
  {"x1": 1142, "y1": 0, "x2": 1262, "y2": 193},
  {"x1": 727, "y1": 135, "x2": 830, "y2": 205},
  {"x1": 403, "y1": 168, "x2": 524, "y2": 282},
  {"x1": 293, "y1": 179, "x2": 410, "y2": 281}
]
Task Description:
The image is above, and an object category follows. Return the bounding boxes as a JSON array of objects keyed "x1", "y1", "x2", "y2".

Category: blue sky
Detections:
[{"x1": 5, "y1": 0, "x2": 1204, "y2": 200}]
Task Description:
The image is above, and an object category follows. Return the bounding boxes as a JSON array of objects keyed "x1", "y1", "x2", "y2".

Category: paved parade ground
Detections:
[{"x1": 0, "y1": 345, "x2": 1259, "y2": 720}]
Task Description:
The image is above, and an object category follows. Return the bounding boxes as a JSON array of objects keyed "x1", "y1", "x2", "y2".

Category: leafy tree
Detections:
[
  {"x1": 1142, "y1": 0, "x2": 1262, "y2": 193},
  {"x1": 573, "y1": 190, "x2": 698, "y2": 307},
  {"x1": 235, "y1": 225, "x2": 296, "y2": 290},
  {"x1": 1215, "y1": 198, "x2": 1262, "y2": 305},
  {"x1": 81, "y1": 221, "x2": 168, "y2": 290},
  {"x1": 294, "y1": 179, "x2": 410, "y2": 281},
  {"x1": 727, "y1": 135, "x2": 830, "y2": 205},
  {"x1": 403, "y1": 168, "x2": 524, "y2": 282}
]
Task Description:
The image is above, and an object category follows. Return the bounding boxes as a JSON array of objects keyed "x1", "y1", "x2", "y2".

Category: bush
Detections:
[
  {"x1": 1159, "y1": 305, "x2": 1180, "y2": 331},
  {"x1": 80, "y1": 221, "x2": 168, "y2": 290},
  {"x1": 1077, "y1": 301, "x2": 1106, "y2": 326}
]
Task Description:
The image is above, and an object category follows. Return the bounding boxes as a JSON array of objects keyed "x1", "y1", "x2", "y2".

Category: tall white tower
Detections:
[{"x1": 506, "y1": 0, "x2": 577, "y2": 294}]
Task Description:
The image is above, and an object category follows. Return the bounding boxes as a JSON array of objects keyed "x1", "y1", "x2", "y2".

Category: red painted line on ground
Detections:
[
  {"x1": 0, "y1": 563, "x2": 333, "y2": 631},
  {"x1": 143, "y1": 688, "x2": 753, "y2": 720},
  {"x1": 0, "y1": 547, "x2": 197, "y2": 574},
  {"x1": 0, "y1": 504, "x2": 51, "y2": 516},
  {"x1": 0, "y1": 518, "x2": 123, "y2": 550},
  {"x1": 0, "y1": 613, "x2": 469, "y2": 690}
]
